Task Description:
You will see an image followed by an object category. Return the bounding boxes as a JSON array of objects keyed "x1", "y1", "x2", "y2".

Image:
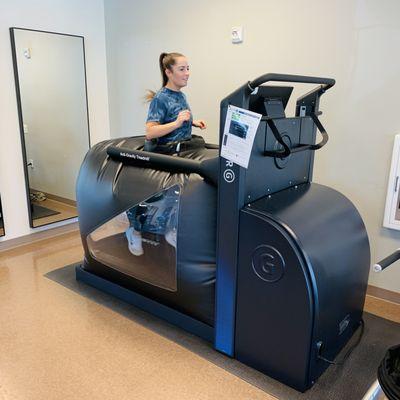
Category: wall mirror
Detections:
[
  {"x1": 0, "y1": 196, "x2": 4, "y2": 237},
  {"x1": 10, "y1": 28, "x2": 90, "y2": 228}
]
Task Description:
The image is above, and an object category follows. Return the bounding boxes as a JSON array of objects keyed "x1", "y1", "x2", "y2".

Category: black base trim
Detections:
[{"x1": 75, "y1": 265, "x2": 214, "y2": 342}]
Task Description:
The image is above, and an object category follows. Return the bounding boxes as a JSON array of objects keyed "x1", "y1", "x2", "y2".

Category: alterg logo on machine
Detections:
[{"x1": 223, "y1": 160, "x2": 236, "y2": 183}]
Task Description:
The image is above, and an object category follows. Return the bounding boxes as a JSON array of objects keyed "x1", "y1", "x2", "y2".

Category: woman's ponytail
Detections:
[
  {"x1": 145, "y1": 90, "x2": 156, "y2": 102},
  {"x1": 145, "y1": 52, "x2": 185, "y2": 102},
  {"x1": 159, "y1": 52, "x2": 169, "y2": 87}
]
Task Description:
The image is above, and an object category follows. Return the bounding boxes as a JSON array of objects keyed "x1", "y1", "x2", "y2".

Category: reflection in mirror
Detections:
[
  {"x1": 10, "y1": 28, "x2": 90, "y2": 228},
  {"x1": 0, "y1": 196, "x2": 4, "y2": 237}
]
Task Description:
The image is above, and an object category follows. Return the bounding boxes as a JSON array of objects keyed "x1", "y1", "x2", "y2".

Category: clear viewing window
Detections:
[{"x1": 87, "y1": 184, "x2": 181, "y2": 291}]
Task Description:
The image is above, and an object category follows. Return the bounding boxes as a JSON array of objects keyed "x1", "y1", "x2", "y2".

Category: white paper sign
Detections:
[{"x1": 220, "y1": 105, "x2": 262, "y2": 169}]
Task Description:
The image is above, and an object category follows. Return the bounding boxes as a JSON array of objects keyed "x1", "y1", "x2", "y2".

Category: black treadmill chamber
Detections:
[
  {"x1": 77, "y1": 136, "x2": 218, "y2": 326},
  {"x1": 235, "y1": 183, "x2": 370, "y2": 391}
]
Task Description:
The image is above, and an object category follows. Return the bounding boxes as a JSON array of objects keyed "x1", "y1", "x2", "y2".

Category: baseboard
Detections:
[
  {"x1": 367, "y1": 285, "x2": 400, "y2": 305},
  {"x1": 30, "y1": 188, "x2": 76, "y2": 206},
  {"x1": 44, "y1": 192, "x2": 76, "y2": 206},
  {"x1": 0, "y1": 222, "x2": 79, "y2": 252}
]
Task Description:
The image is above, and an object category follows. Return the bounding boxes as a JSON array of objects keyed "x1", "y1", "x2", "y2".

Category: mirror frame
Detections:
[
  {"x1": 0, "y1": 196, "x2": 4, "y2": 237},
  {"x1": 9, "y1": 27, "x2": 91, "y2": 228}
]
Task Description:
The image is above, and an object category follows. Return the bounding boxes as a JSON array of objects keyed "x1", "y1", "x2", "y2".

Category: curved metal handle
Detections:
[
  {"x1": 264, "y1": 113, "x2": 329, "y2": 158},
  {"x1": 248, "y1": 73, "x2": 335, "y2": 93},
  {"x1": 373, "y1": 249, "x2": 400, "y2": 272}
]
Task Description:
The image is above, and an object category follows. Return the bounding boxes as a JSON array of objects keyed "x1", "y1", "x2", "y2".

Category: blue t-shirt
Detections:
[{"x1": 146, "y1": 87, "x2": 192, "y2": 144}]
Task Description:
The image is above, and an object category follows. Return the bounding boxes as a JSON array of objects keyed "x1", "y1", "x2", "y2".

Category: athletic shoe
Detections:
[
  {"x1": 125, "y1": 227, "x2": 144, "y2": 256},
  {"x1": 165, "y1": 229, "x2": 177, "y2": 248}
]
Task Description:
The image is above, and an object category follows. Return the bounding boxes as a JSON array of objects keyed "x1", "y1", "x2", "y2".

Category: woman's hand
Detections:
[
  {"x1": 192, "y1": 119, "x2": 207, "y2": 130},
  {"x1": 175, "y1": 110, "x2": 191, "y2": 128}
]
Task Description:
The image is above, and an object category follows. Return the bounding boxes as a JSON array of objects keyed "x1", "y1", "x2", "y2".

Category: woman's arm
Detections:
[
  {"x1": 192, "y1": 120, "x2": 207, "y2": 129},
  {"x1": 145, "y1": 121, "x2": 178, "y2": 140},
  {"x1": 145, "y1": 110, "x2": 191, "y2": 140}
]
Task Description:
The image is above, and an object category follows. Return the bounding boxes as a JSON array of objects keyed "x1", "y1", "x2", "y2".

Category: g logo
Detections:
[
  {"x1": 223, "y1": 169, "x2": 235, "y2": 183},
  {"x1": 252, "y1": 245, "x2": 285, "y2": 283}
]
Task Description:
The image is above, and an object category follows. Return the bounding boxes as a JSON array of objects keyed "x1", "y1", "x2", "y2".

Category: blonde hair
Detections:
[{"x1": 145, "y1": 52, "x2": 185, "y2": 102}]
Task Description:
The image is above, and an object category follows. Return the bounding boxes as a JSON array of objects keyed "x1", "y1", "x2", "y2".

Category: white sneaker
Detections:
[
  {"x1": 165, "y1": 229, "x2": 177, "y2": 248},
  {"x1": 125, "y1": 227, "x2": 144, "y2": 256}
]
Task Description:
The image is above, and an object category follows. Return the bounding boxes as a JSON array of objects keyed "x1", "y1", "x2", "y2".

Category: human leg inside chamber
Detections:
[
  {"x1": 85, "y1": 185, "x2": 181, "y2": 291},
  {"x1": 124, "y1": 186, "x2": 179, "y2": 256}
]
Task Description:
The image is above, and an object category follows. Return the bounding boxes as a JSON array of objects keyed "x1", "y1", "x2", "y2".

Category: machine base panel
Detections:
[{"x1": 75, "y1": 265, "x2": 214, "y2": 342}]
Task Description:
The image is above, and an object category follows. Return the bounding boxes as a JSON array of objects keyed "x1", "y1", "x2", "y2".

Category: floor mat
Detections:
[
  {"x1": 45, "y1": 263, "x2": 400, "y2": 399},
  {"x1": 31, "y1": 203, "x2": 60, "y2": 219}
]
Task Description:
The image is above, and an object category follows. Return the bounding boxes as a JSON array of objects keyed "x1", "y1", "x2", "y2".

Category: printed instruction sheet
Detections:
[{"x1": 220, "y1": 105, "x2": 262, "y2": 169}]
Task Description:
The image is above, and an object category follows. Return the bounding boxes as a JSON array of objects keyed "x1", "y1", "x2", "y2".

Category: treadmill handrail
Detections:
[
  {"x1": 264, "y1": 113, "x2": 329, "y2": 158},
  {"x1": 373, "y1": 248, "x2": 400, "y2": 272},
  {"x1": 106, "y1": 146, "x2": 219, "y2": 186},
  {"x1": 247, "y1": 73, "x2": 335, "y2": 93}
]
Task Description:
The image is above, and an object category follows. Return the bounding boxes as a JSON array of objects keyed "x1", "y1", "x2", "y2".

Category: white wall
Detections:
[
  {"x1": 0, "y1": 0, "x2": 110, "y2": 240},
  {"x1": 104, "y1": 0, "x2": 400, "y2": 293}
]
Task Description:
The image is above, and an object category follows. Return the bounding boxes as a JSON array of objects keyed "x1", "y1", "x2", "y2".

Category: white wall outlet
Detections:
[
  {"x1": 23, "y1": 123, "x2": 29, "y2": 134},
  {"x1": 231, "y1": 26, "x2": 243, "y2": 44}
]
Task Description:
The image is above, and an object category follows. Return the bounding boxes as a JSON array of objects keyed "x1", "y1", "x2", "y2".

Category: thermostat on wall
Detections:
[
  {"x1": 383, "y1": 134, "x2": 400, "y2": 230},
  {"x1": 231, "y1": 26, "x2": 243, "y2": 44}
]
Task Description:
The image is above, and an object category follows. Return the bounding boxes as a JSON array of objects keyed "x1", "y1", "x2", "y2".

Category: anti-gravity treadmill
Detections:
[{"x1": 76, "y1": 73, "x2": 370, "y2": 392}]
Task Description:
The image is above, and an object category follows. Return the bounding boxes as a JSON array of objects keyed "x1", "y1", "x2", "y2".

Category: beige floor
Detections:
[{"x1": 0, "y1": 231, "x2": 399, "y2": 400}]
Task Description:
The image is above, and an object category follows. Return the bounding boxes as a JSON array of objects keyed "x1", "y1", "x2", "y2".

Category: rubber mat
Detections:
[
  {"x1": 31, "y1": 203, "x2": 60, "y2": 220},
  {"x1": 46, "y1": 263, "x2": 400, "y2": 399}
]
